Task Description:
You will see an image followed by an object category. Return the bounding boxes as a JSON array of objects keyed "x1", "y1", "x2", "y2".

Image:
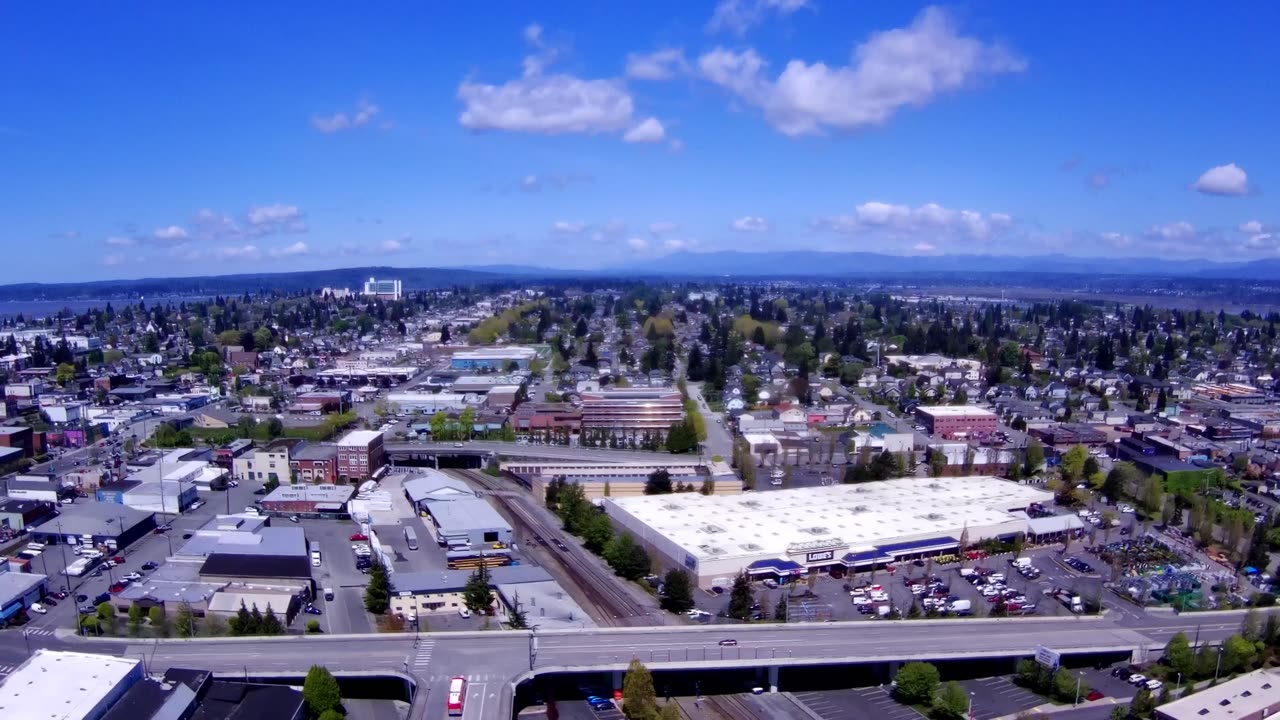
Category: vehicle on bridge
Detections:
[{"x1": 447, "y1": 676, "x2": 466, "y2": 717}]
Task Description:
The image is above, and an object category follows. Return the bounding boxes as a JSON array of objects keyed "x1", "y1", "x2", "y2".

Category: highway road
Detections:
[{"x1": 5, "y1": 608, "x2": 1274, "y2": 719}]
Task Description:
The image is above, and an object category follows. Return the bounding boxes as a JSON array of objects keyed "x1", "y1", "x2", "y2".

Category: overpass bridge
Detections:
[
  {"x1": 10, "y1": 612, "x2": 1248, "y2": 720},
  {"x1": 385, "y1": 440, "x2": 699, "y2": 465}
]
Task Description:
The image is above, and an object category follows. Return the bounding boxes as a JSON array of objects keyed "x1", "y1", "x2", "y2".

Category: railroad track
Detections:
[
  {"x1": 454, "y1": 470, "x2": 652, "y2": 626},
  {"x1": 702, "y1": 694, "x2": 771, "y2": 720}
]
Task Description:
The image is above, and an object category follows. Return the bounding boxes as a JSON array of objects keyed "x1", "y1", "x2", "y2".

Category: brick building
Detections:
[
  {"x1": 914, "y1": 406, "x2": 999, "y2": 439},
  {"x1": 336, "y1": 430, "x2": 385, "y2": 481},
  {"x1": 290, "y1": 445, "x2": 339, "y2": 484}
]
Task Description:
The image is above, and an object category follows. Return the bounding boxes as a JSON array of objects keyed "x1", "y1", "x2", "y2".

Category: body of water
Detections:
[{"x1": 0, "y1": 296, "x2": 203, "y2": 320}]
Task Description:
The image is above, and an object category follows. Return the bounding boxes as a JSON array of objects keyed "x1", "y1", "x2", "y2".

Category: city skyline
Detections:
[{"x1": 2, "y1": 2, "x2": 1277, "y2": 281}]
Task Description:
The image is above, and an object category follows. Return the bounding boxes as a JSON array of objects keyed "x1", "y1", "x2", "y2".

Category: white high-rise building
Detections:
[{"x1": 362, "y1": 277, "x2": 402, "y2": 300}]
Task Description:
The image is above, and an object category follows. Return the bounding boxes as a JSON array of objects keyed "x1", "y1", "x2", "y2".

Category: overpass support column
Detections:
[
  {"x1": 611, "y1": 669, "x2": 623, "y2": 693},
  {"x1": 768, "y1": 666, "x2": 779, "y2": 693}
]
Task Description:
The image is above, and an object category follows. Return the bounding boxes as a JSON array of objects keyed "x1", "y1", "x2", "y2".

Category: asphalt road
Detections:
[{"x1": 687, "y1": 382, "x2": 734, "y2": 461}]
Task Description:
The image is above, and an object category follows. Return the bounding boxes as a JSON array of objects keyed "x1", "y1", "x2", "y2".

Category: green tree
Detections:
[
  {"x1": 306, "y1": 619, "x2": 322, "y2": 633},
  {"x1": 260, "y1": 605, "x2": 284, "y2": 635},
  {"x1": 463, "y1": 566, "x2": 495, "y2": 615},
  {"x1": 1024, "y1": 439, "x2": 1045, "y2": 476},
  {"x1": 1060, "y1": 445, "x2": 1090, "y2": 483},
  {"x1": 726, "y1": 572, "x2": 754, "y2": 621},
  {"x1": 603, "y1": 533, "x2": 650, "y2": 580},
  {"x1": 774, "y1": 596, "x2": 788, "y2": 622},
  {"x1": 1053, "y1": 668, "x2": 1088, "y2": 703},
  {"x1": 644, "y1": 469, "x2": 674, "y2": 495},
  {"x1": 1103, "y1": 462, "x2": 1141, "y2": 502},
  {"x1": 1131, "y1": 688, "x2": 1155, "y2": 718},
  {"x1": 303, "y1": 665, "x2": 342, "y2": 717},
  {"x1": 174, "y1": 603, "x2": 196, "y2": 638},
  {"x1": 265, "y1": 417, "x2": 284, "y2": 439},
  {"x1": 149, "y1": 605, "x2": 169, "y2": 637},
  {"x1": 659, "y1": 568, "x2": 694, "y2": 614},
  {"x1": 253, "y1": 327, "x2": 274, "y2": 352},
  {"x1": 928, "y1": 451, "x2": 948, "y2": 478},
  {"x1": 364, "y1": 561, "x2": 390, "y2": 614},
  {"x1": 894, "y1": 662, "x2": 940, "y2": 705},
  {"x1": 658, "y1": 703, "x2": 681, "y2": 720},
  {"x1": 1165, "y1": 632, "x2": 1194, "y2": 679},
  {"x1": 56, "y1": 362, "x2": 76, "y2": 386},
  {"x1": 229, "y1": 600, "x2": 253, "y2": 635},
  {"x1": 506, "y1": 590, "x2": 529, "y2": 629},
  {"x1": 127, "y1": 603, "x2": 144, "y2": 636},
  {"x1": 216, "y1": 329, "x2": 242, "y2": 347},
  {"x1": 581, "y1": 511, "x2": 615, "y2": 553},
  {"x1": 933, "y1": 681, "x2": 969, "y2": 720},
  {"x1": 1221, "y1": 633, "x2": 1256, "y2": 674},
  {"x1": 622, "y1": 658, "x2": 658, "y2": 720},
  {"x1": 318, "y1": 711, "x2": 345, "y2": 720}
]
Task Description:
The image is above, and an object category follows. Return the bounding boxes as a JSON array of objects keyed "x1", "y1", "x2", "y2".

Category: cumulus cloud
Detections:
[
  {"x1": 815, "y1": 201, "x2": 1012, "y2": 241},
  {"x1": 1239, "y1": 220, "x2": 1265, "y2": 234},
  {"x1": 268, "y1": 241, "x2": 310, "y2": 258},
  {"x1": 626, "y1": 48, "x2": 689, "y2": 80},
  {"x1": 379, "y1": 236, "x2": 412, "y2": 255},
  {"x1": 152, "y1": 225, "x2": 189, "y2": 244},
  {"x1": 105, "y1": 236, "x2": 136, "y2": 247},
  {"x1": 1101, "y1": 232, "x2": 1133, "y2": 248},
  {"x1": 458, "y1": 26, "x2": 661, "y2": 143},
  {"x1": 649, "y1": 222, "x2": 680, "y2": 236},
  {"x1": 1243, "y1": 233, "x2": 1277, "y2": 251},
  {"x1": 663, "y1": 238, "x2": 691, "y2": 251},
  {"x1": 212, "y1": 245, "x2": 262, "y2": 261},
  {"x1": 732, "y1": 215, "x2": 770, "y2": 232},
  {"x1": 698, "y1": 6, "x2": 1025, "y2": 136},
  {"x1": 311, "y1": 99, "x2": 381, "y2": 134},
  {"x1": 623, "y1": 117, "x2": 666, "y2": 143},
  {"x1": 246, "y1": 204, "x2": 307, "y2": 234},
  {"x1": 101, "y1": 254, "x2": 124, "y2": 266},
  {"x1": 707, "y1": 0, "x2": 810, "y2": 35},
  {"x1": 1145, "y1": 221, "x2": 1196, "y2": 241},
  {"x1": 626, "y1": 237, "x2": 650, "y2": 252},
  {"x1": 913, "y1": 242, "x2": 937, "y2": 253},
  {"x1": 1191, "y1": 163, "x2": 1250, "y2": 196},
  {"x1": 552, "y1": 220, "x2": 587, "y2": 234},
  {"x1": 187, "y1": 205, "x2": 306, "y2": 241}
]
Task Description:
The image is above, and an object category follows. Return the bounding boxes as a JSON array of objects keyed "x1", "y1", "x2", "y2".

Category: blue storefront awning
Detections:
[
  {"x1": 842, "y1": 550, "x2": 893, "y2": 566},
  {"x1": 0, "y1": 602, "x2": 23, "y2": 621},
  {"x1": 877, "y1": 536, "x2": 960, "y2": 557},
  {"x1": 746, "y1": 558, "x2": 805, "y2": 574}
]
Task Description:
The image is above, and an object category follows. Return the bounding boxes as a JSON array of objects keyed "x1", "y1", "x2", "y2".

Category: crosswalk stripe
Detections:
[{"x1": 410, "y1": 640, "x2": 436, "y2": 668}]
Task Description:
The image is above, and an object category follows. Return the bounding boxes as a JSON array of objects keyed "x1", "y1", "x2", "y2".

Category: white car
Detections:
[
  {"x1": 1145, "y1": 679, "x2": 1163, "y2": 691},
  {"x1": 30, "y1": 603, "x2": 48, "y2": 614},
  {"x1": 123, "y1": 572, "x2": 143, "y2": 582},
  {"x1": 459, "y1": 608, "x2": 471, "y2": 618},
  {"x1": 1128, "y1": 674, "x2": 1147, "y2": 685}
]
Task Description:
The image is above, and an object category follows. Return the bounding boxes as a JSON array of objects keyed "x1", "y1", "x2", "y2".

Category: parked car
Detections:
[
  {"x1": 123, "y1": 572, "x2": 143, "y2": 582},
  {"x1": 30, "y1": 603, "x2": 48, "y2": 614},
  {"x1": 141, "y1": 561, "x2": 158, "y2": 571},
  {"x1": 288, "y1": 515, "x2": 300, "y2": 523},
  {"x1": 303, "y1": 605, "x2": 323, "y2": 615},
  {"x1": 49, "y1": 591, "x2": 68, "y2": 600},
  {"x1": 349, "y1": 533, "x2": 368, "y2": 541},
  {"x1": 460, "y1": 608, "x2": 472, "y2": 618}
]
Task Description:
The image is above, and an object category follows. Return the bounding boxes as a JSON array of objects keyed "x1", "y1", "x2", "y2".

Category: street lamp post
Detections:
[
  {"x1": 1074, "y1": 672, "x2": 1082, "y2": 706},
  {"x1": 1215, "y1": 646, "x2": 1224, "y2": 682},
  {"x1": 967, "y1": 691, "x2": 975, "y2": 720}
]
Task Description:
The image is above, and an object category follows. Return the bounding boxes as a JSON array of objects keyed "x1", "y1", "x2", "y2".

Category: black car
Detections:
[
  {"x1": 141, "y1": 561, "x2": 158, "y2": 571},
  {"x1": 553, "y1": 539, "x2": 568, "y2": 551},
  {"x1": 76, "y1": 594, "x2": 88, "y2": 603},
  {"x1": 93, "y1": 592, "x2": 111, "y2": 605},
  {"x1": 304, "y1": 605, "x2": 323, "y2": 615}
]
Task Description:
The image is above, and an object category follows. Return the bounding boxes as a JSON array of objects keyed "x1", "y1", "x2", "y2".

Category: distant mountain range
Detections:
[{"x1": 2, "y1": 251, "x2": 1275, "y2": 301}]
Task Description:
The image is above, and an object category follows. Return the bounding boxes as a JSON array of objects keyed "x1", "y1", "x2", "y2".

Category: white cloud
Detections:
[
  {"x1": 1243, "y1": 233, "x2": 1277, "y2": 251},
  {"x1": 591, "y1": 220, "x2": 629, "y2": 242},
  {"x1": 626, "y1": 48, "x2": 689, "y2": 80},
  {"x1": 379, "y1": 236, "x2": 412, "y2": 255},
  {"x1": 1191, "y1": 163, "x2": 1250, "y2": 196},
  {"x1": 626, "y1": 237, "x2": 650, "y2": 252},
  {"x1": 817, "y1": 201, "x2": 1012, "y2": 241},
  {"x1": 1145, "y1": 221, "x2": 1196, "y2": 241},
  {"x1": 707, "y1": 0, "x2": 810, "y2": 35},
  {"x1": 101, "y1": 254, "x2": 124, "y2": 266},
  {"x1": 649, "y1": 221, "x2": 680, "y2": 236},
  {"x1": 458, "y1": 26, "x2": 662, "y2": 142},
  {"x1": 1101, "y1": 232, "x2": 1133, "y2": 248},
  {"x1": 152, "y1": 225, "x2": 189, "y2": 244},
  {"x1": 913, "y1": 242, "x2": 937, "y2": 253},
  {"x1": 552, "y1": 220, "x2": 587, "y2": 234},
  {"x1": 247, "y1": 204, "x2": 302, "y2": 226},
  {"x1": 663, "y1": 238, "x2": 691, "y2": 251},
  {"x1": 623, "y1": 117, "x2": 666, "y2": 143},
  {"x1": 520, "y1": 175, "x2": 543, "y2": 192},
  {"x1": 192, "y1": 209, "x2": 240, "y2": 239},
  {"x1": 732, "y1": 215, "x2": 770, "y2": 232},
  {"x1": 105, "y1": 236, "x2": 136, "y2": 247},
  {"x1": 1239, "y1": 220, "x2": 1264, "y2": 234},
  {"x1": 212, "y1": 244, "x2": 262, "y2": 261},
  {"x1": 311, "y1": 99, "x2": 381, "y2": 134},
  {"x1": 698, "y1": 6, "x2": 1025, "y2": 136},
  {"x1": 268, "y1": 241, "x2": 310, "y2": 258}
]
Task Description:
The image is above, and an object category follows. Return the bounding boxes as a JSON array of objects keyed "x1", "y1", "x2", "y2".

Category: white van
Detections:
[
  {"x1": 25, "y1": 543, "x2": 46, "y2": 552},
  {"x1": 244, "y1": 506, "x2": 260, "y2": 515}
]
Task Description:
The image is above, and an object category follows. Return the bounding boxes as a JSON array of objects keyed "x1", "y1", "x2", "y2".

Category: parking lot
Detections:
[
  {"x1": 960, "y1": 675, "x2": 1044, "y2": 719},
  {"x1": 793, "y1": 687, "x2": 924, "y2": 720}
]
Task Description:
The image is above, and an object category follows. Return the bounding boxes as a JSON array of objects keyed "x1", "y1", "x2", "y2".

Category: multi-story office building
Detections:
[
  {"x1": 362, "y1": 277, "x2": 402, "y2": 300},
  {"x1": 336, "y1": 430, "x2": 386, "y2": 481},
  {"x1": 580, "y1": 387, "x2": 684, "y2": 433},
  {"x1": 914, "y1": 405, "x2": 999, "y2": 439}
]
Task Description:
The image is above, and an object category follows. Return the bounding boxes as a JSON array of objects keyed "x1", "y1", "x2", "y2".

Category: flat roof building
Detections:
[
  {"x1": 260, "y1": 484, "x2": 354, "y2": 514},
  {"x1": 28, "y1": 502, "x2": 156, "y2": 550},
  {"x1": 580, "y1": 387, "x2": 684, "y2": 433},
  {"x1": 422, "y1": 496, "x2": 513, "y2": 550},
  {"x1": 605, "y1": 476, "x2": 1052, "y2": 587},
  {"x1": 915, "y1": 405, "x2": 999, "y2": 439},
  {"x1": 0, "y1": 649, "x2": 144, "y2": 720},
  {"x1": 1154, "y1": 667, "x2": 1279, "y2": 720},
  {"x1": 449, "y1": 346, "x2": 537, "y2": 370}
]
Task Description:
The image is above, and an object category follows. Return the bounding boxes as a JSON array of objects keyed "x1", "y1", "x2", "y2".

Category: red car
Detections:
[
  {"x1": 111, "y1": 556, "x2": 125, "y2": 564},
  {"x1": 1086, "y1": 690, "x2": 1105, "y2": 702},
  {"x1": 109, "y1": 582, "x2": 127, "y2": 594},
  {"x1": 349, "y1": 533, "x2": 368, "y2": 541}
]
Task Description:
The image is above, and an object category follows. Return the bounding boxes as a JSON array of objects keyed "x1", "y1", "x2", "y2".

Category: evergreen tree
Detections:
[
  {"x1": 463, "y1": 566, "x2": 495, "y2": 615},
  {"x1": 303, "y1": 665, "x2": 342, "y2": 717},
  {"x1": 261, "y1": 605, "x2": 284, "y2": 635},
  {"x1": 230, "y1": 600, "x2": 253, "y2": 636},
  {"x1": 621, "y1": 658, "x2": 658, "y2": 720},
  {"x1": 659, "y1": 568, "x2": 694, "y2": 613},
  {"x1": 364, "y1": 561, "x2": 390, "y2": 614},
  {"x1": 726, "y1": 572, "x2": 754, "y2": 621}
]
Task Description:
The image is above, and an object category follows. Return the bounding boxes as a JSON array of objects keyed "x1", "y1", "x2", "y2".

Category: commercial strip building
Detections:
[
  {"x1": 0, "y1": 557, "x2": 49, "y2": 623},
  {"x1": 603, "y1": 476, "x2": 1053, "y2": 588},
  {"x1": 27, "y1": 503, "x2": 157, "y2": 551},
  {"x1": 1154, "y1": 667, "x2": 1279, "y2": 720},
  {"x1": 0, "y1": 649, "x2": 145, "y2": 720},
  {"x1": 580, "y1": 387, "x2": 684, "y2": 433},
  {"x1": 914, "y1": 405, "x2": 999, "y2": 439},
  {"x1": 388, "y1": 564, "x2": 553, "y2": 617},
  {"x1": 337, "y1": 429, "x2": 386, "y2": 481},
  {"x1": 449, "y1": 346, "x2": 538, "y2": 370}
]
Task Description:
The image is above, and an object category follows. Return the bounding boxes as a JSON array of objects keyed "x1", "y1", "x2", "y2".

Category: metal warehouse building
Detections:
[{"x1": 603, "y1": 476, "x2": 1053, "y2": 588}]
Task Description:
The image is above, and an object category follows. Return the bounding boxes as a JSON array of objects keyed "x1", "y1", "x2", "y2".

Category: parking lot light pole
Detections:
[
  {"x1": 967, "y1": 691, "x2": 974, "y2": 720},
  {"x1": 1215, "y1": 646, "x2": 1223, "y2": 681},
  {"x1": 1074, "y1": 672, "x2": 1082, "y2": 706}
]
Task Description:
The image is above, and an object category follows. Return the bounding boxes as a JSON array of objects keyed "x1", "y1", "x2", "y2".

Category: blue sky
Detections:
[{"x1": 2, "y1": 1, "x2": 1278, "y2": 282}]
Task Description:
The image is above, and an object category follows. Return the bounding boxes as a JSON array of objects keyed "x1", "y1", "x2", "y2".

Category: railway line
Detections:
[{"x1": 453, "y1": 470, "x2": 656, "y2": 627}]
